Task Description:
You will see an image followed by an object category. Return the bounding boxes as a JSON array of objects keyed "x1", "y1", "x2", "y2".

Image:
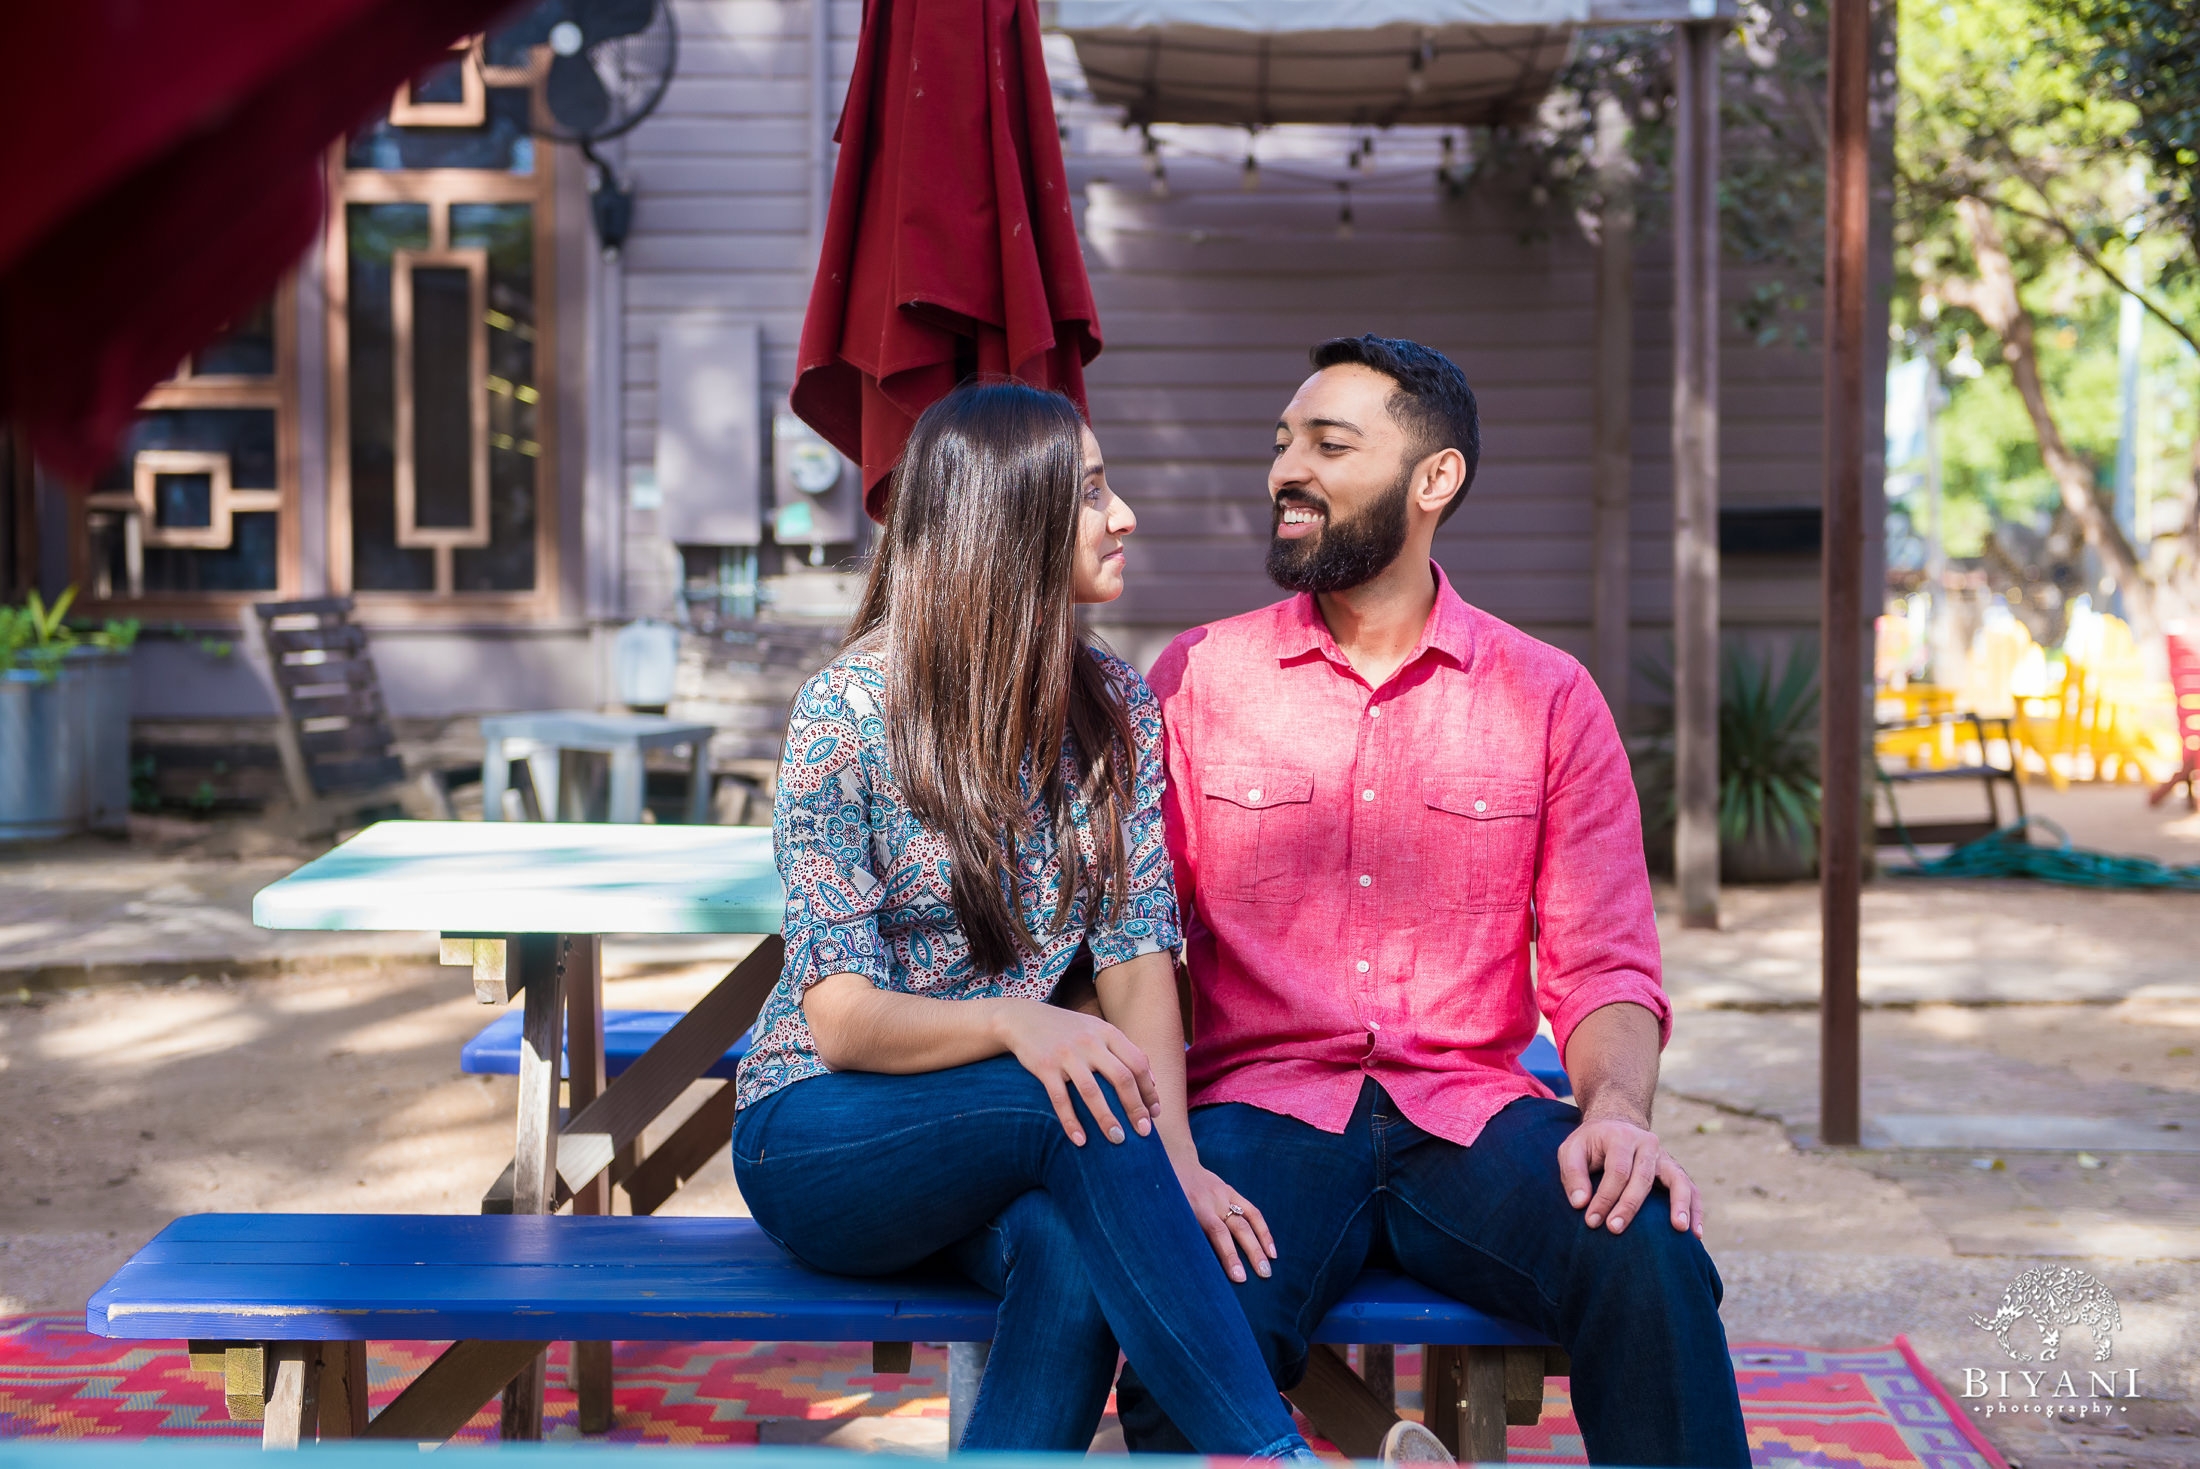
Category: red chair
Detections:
[{"x1": 2151, "y1": 632, "x2": 2200, "y2": 812}]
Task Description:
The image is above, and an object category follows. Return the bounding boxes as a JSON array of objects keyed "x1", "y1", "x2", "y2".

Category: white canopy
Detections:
[{"x1": 1046, "y1": 0, "x2": 1728, "y2": 128}]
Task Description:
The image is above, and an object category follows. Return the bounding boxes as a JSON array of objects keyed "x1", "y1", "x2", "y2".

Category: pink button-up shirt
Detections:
[{"x1": 1148, "y1": 564, "x2": 1670, "y2": 1147}]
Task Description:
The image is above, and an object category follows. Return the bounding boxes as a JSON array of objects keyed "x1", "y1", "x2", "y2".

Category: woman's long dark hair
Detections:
[{"x1": 846, "y1": 382, "x2": 1137, "y2": 975}]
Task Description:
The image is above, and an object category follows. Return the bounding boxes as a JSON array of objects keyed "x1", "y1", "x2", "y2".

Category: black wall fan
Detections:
[{"x1": 529, "y1": 0, "x2": 678, "y2": 251}]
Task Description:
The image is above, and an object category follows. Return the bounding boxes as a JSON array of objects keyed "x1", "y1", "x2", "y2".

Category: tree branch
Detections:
[
  {"x1": 1951, "y1": 196, "x2": 2168, "y2": 637},
  {"x1": 1983, "y1": 129, "x2": 2200, "y2": 358}
]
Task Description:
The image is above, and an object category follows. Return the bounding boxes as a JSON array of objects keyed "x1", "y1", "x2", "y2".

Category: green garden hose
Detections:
[{"x1": 1887, "y1": 815, "x2": 2200, "y2": 892}]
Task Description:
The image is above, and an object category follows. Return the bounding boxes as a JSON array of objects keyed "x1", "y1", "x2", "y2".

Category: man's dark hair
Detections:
[{"x1": 1309, "y1": 334, "x2": 1479, "y2": 524}]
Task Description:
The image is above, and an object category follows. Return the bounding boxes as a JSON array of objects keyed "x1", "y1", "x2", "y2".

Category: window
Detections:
[
  {"x1": 327, "y1": 40, "x2": 556, "y2": 612},
  {"x1": 73, "y1": 294, "x2": 299, "y2": 605}
]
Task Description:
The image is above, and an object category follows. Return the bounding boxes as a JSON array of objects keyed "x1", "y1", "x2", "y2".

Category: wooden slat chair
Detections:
[
  {"x1": 2149, "y1": 632, "x2": 2200, "y2": 813},
  {"x1": 243, "y1": 597, "x2": 506, "y2": 834}
]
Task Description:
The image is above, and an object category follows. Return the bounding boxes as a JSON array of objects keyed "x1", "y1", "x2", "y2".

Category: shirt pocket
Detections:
[
  {"x1": 1420, "y1": 775, "x2": 1542, "y2": 911},
  {"x1": 1199, "y1": 765, "x2": 1316, "y2": 904}
]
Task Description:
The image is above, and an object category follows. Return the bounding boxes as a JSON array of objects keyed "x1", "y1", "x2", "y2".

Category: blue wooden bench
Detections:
[
  {"x1": 92, "y1": 1213, "x2": 1565, "y2": 1457},
  {"x1": 457, "y1": 1011, "x2": 1570, "y2": 1097}
]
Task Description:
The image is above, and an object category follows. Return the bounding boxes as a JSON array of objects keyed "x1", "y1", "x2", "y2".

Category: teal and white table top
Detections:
[{"x1": 252, "y1": 821, "x2": 783, "y2": 936}]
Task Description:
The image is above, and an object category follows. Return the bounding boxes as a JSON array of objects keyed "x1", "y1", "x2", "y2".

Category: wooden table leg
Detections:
[
  {"x1": 608, "y1": 746, "x2": 645, "y2": 824},
  {"x1": 564, "y1": 936, "x2": 615, "y2": 1434},
  {"x1": 685, "y1": 741, "x2": 713, "y2": 825},
  {"x1": 500, "y1": 933, "x2": 566, "y2": 1442},
  {"x1": 481, "y1": 741, "x2": 510, "y2": 822},
  {"x1": 319, "y1": 1341, "x2": 370, "y2": 1439},
  {"x1": 1464, "y1": 1345, "x2": 1508, "y2": 1462},
  {"x1": 1423, "y1": 1345, "x2": 1460, "y2": 1454},
  {"x1": 1361, "y1": 1343, "x2": 1395, "y2": 1408}
]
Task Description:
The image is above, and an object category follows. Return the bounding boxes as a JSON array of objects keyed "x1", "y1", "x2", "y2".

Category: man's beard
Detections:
[{"x1": 1265, "y1": 466, "x2": 1413, "y2": 594}]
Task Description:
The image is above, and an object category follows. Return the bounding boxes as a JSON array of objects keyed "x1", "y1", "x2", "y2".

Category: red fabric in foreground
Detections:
[
  {"x1": 0, "y1": 1317, "x2": 2012, "y2": 1465},
  {"x1": 0, "y1": 0, "x2": 511, "y2": 483},
  {"x1": 792, "y1": 0, "x2": 1101, "y2": 520}
]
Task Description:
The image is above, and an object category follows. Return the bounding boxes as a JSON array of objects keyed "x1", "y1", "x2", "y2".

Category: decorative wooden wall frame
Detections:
[
  {"x1": 323, "y1": 40, "x2": 559, "y2": 621},
  {"x1": 391, "y1": 38, "x2": 487, "y2": 128},
  {"x1": 67, "y1": 288, "x2": 301, "y2": 614},
  {"x1": 390, "y1": 247, "x2": 491, "y2": 549}
]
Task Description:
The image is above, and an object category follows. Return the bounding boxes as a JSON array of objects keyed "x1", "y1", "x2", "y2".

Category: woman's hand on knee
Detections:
[
  {"x1": 1172, "y1": 1160, "x2": 1275, "y2": 1284},
  {"x1": 989, "y1": 999, "x2": 1160, "y2": 1146}
]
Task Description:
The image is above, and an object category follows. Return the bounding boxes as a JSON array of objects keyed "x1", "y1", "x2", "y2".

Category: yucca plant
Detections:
[{"x1": 1635, "y1": 639, "x2": 1823, "y2": 853}]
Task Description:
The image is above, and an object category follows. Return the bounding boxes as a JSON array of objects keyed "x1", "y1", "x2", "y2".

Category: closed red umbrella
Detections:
[
  {"x1": 793, "y1": 0, "x2": 1101, "y2": 520},
  {"x1": 0, "y1": 0, "x2": 513, "y2": 483}
]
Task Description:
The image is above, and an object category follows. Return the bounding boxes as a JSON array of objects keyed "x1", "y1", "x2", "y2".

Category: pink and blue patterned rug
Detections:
[{"x1": 0, "y1": 1316, "x2": 2007, "y2": 1465}]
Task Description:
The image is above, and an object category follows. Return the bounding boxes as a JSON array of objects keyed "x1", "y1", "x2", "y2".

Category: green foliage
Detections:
[
  {"x1": 1715, "y1": 641, "x2": 1822, "y2": 848},
  {"x1": 0, "y1": 586, "x2": 144, "y2": 676},
  {"x1": 2074, "y1": 0, "x2": 2200, "y2": 279},
  {"x1": 1894, "y1": 0, "x2": 2200, "y2": 566},
  {"x1": 1472, "y1": 1, "x2": 1833, "y2": 347},
  {"x1": 1633, "y1": 640, "x2": 1824, "y2": 848},
  {"x1": 1, "y1": 587, "x2": 78, "y2": 677}
]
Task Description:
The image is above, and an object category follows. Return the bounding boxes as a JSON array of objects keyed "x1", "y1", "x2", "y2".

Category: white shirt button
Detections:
[
  {"x1": 1247, "y1": 787, "x2": 1263, "y2": 802},
  {"x1": 1361, "y1": 789, "x2": 1375, "y2": 802},
  {"x1": 1359, "y1": 874, "x2": 1372, "y2": 887},
  {"x1": 1473, "y1": 799, "x2": 1488, "y2": 813},
  {"x1": 1355, "y1": 960, "x2": 1370, "y2": 973},
  {"x1": 1368, "y1": 707, "x2": 1382, "y2": 719},
  {"x1": 1368, "y1": 1019, "x2": 1382, "y2": 1032}
]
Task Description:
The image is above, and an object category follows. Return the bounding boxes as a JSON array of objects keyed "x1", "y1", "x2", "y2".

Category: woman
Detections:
[{"x1": 731, "y1": 382, "x2": 1312, "y2": 1458}]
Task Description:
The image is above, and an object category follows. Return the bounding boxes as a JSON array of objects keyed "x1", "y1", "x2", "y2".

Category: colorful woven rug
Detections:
[{"x1": 0, "y1": 1317, "x2": 2006, "y2": 1466}]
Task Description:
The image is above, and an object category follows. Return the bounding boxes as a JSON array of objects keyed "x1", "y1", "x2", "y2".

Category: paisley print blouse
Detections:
[{"x1": 733, "y1": 640, "x2": 1183, "y2": 1108}]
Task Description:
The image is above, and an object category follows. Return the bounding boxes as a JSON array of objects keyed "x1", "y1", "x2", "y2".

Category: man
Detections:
[{"x1": 1118, "y1": 335, "x2": 1749, "y2": 1468}]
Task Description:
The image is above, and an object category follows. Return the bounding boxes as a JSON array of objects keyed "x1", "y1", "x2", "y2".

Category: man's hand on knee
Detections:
[{"x1": 1557, "y1": 1116, "x2": 1705, "y2": 1239}]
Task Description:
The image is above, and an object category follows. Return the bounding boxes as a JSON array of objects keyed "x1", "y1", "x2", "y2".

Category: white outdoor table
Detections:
[
  {"x1": 477, "y1": 710, "x2": 718, "y2": 824},
  {"x1": 253, "y1": 820, "x2": 784, "y2": 1438}
]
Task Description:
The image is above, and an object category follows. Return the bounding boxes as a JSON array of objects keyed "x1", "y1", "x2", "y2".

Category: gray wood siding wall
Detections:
[
  {"x1": 614, "y1": 4, "x2": 1831, "y2": 677},
  {"x1": 1071, "y1": 165, "x2": 1828, "y2": 675},
  {"x1": 617, "y1": 0, "x2": 862, "y2": 613}
]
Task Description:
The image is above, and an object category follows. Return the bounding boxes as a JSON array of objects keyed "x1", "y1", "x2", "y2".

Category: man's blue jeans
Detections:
[
  {"x1": 730, "y1": 1055, "x2": 1311, "y2": 1458},
  {"x1": 1115, "y1": 1081, "x2": 1752, "y2": 1469}
]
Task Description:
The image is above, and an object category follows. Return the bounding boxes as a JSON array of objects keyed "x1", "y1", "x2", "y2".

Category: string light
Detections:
[
  {"x1": 1336, "y1": 181, "x2": 1354, "y2": 238},
  {"x1": 1151, "y1": 160, "x2": 1169, "y2": 198},
  {"x1": 1241, "y1": 152, "x2": 1260, "y2": 190},
  {"x1": 1407, "y1": 38, "x2": 1433, "y2": 96}
]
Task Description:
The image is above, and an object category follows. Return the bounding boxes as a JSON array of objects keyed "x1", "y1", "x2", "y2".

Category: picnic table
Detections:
[
  {"x1": 477, "y1": 710, "x2": 719, "y2": 824},
  {"x1": 252, "y1": 819, "x2": 784, "y2": 1436}
]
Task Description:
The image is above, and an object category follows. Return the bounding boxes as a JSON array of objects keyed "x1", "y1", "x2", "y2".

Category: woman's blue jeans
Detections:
[{"x1": 730, "y1": 1055, "x2": 1311, "y2": 1457}]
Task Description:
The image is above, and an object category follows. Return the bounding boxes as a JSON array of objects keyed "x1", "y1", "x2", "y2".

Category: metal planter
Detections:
[
  {"x1": 0, "y1": 666, "x2": 87, "y2": 841},
  {"x1": 0, "y1": 648, "x2": 132, "y2": 842}
]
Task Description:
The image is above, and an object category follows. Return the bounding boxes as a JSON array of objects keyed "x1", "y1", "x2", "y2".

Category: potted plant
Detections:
[
  {"x1": 1, "y1": 587, "x2": 139, "y2": 841},
  {"x1": 1635, "y1": 640, "x2": 1823, "y2": 883}
]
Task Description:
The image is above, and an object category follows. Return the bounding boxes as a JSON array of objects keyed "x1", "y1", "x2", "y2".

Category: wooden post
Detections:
[
  {"x1": 1672, "y1": 21, "x2": 1723, "y2": 930},
  {"x1": 1590, "y1": 94, "x2": 1637, "y2": 726},
  {"x1": 501, "y1": 933, "x2": 565, "y2": 1441},
  {"x1": 563, "y1": 935, "x2": 615, "y2": 1432},
  {"x1": 1820, "y1": 0, "x2": 1871, "y2": 1147}
]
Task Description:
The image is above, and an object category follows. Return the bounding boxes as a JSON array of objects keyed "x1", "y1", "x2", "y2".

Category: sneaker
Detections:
[{"x1": 1380, "y1": 1419, "x2": 1454, "y2": 1465}]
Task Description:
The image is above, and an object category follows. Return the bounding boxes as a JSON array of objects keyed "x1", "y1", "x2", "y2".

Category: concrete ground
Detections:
[{"x1": 1, "y1": 782, "x2": 2197, "y2": 1465}]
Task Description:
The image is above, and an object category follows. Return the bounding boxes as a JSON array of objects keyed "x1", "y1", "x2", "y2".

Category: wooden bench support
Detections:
[
  {"x1": 1418, "y1": 1343, "x2": 1567, "y2": 1463},
  {"x1": 623, "y1": 1084, "x2": 740, "y2": 1216},
  {"x1": 361, "y1": 1339, "x2": 550, "y2": 1443},
  {"x1": 1282, "y1": 1343, "x2": 1400, "y2": 1459},
  {"x1": 261, "y1": 1342, "x2": 319, "y2": 1450}
]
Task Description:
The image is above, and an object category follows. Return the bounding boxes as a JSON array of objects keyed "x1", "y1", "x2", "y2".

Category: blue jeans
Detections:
[
  {"x1": 730, "y1": 1055, "x2": 1312, "y2": 1458},
  {"x1": 1116, "y1": 1081, "x2": 1751, "y2": 1469}
]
